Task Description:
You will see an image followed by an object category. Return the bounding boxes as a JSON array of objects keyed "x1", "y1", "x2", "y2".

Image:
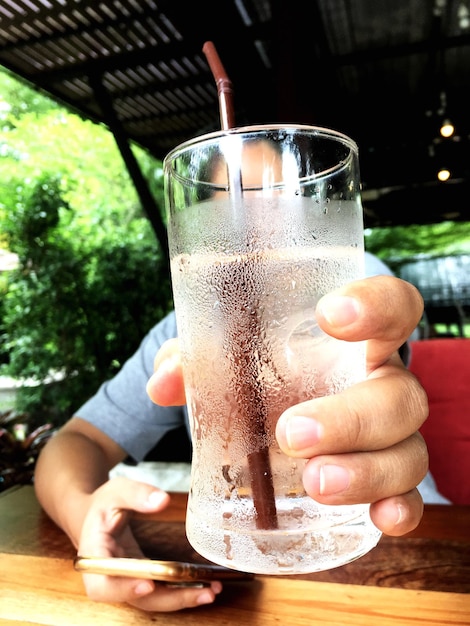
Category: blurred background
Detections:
[{"x1": 0, "y1": 1, "x2": 469, "y2": 475}]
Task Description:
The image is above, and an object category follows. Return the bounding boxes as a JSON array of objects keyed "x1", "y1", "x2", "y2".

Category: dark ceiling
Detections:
[{"x1": 0, "y1": 0, "x2": 469, "y2": 229}]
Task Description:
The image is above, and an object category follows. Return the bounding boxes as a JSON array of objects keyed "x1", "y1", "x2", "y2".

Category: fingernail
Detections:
[
  {"x1": 197, "y1": 590, "x2": 215, "y2": 605},
  {"x1": 318, "y1": 295, "x2": 360, "y2": 327},
  {"x1": 212, "y1": 581, "x2": 223, "y2": 595},
  {"x1": 134, "y1": 581, "x2": 154, "y2": 597},
  {"x1": 158, "y1": 353, "x2": 180, "y2": 376},
  {"x1": 319, "y1": 465, "x2": 351, "y2": 495},
  {"x1": 147, "y1": 355, "x2": 177, "y2": 391},
  {"x1": 285, "y1": 416, "x2": 323, "y2": 450},
  {"x1": 394, "y1": 502, "x2": 405, "y2": 526},
  {"x1": 144, "y1": 490, "x2": 168, "y2": 509}
]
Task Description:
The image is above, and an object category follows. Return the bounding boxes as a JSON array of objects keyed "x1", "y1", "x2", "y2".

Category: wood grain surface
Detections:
[{"x1": 1, "y1": 485, "x2": 469, "y2": 625}]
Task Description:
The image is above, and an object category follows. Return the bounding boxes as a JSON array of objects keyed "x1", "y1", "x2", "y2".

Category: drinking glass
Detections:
[{"x1": 163, "y1": 125, "x2": 382, "y2": 574}]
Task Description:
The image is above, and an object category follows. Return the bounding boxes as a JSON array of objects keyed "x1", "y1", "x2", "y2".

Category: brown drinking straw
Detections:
[
  {"x1": 202, "y1": 41, "x2": 236, "y2": 130},
  {"x1": 202, "y1": 41, "x2": 278, "y2": 530}
]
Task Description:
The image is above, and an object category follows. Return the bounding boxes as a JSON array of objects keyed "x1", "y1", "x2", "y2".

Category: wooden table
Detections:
[{"x1": 1, "y1": 485, "x2": 469, "y2": 625}]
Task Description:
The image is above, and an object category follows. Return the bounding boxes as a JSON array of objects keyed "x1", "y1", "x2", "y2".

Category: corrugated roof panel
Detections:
[{"x1": 0, "y1": 0, "x2": 468, "y2": 225}]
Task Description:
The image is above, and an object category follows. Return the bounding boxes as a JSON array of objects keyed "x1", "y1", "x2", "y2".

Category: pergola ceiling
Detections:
[{"x1": 0, "y1": 0, "x2": 469, "y2": 229}]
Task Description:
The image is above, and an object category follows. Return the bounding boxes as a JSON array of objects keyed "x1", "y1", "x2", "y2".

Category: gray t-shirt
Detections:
[
  {"x1": 78, "y1": 310, "x2": 186, "y2": 462},
  {"x1": 76, "y1": 252, "x2": 450, "y2": 504}
]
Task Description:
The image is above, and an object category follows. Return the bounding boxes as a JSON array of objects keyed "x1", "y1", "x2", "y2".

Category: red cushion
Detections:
[{"x1": 408, "y1": 339, "x2": 470, "y2": 504}]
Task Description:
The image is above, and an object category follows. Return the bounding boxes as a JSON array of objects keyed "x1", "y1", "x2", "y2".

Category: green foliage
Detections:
[
  {"x1": 2, "y1": 172, "x2": 171, "y2": 425},
  {"x1": 365, "y1": 221, "x2": 470, "y2": 272},
  {"x1": 0, "y1": 69, "x2": 171, "y2": 425},
  {"x1": 0, "y1": 69, "x2": 60, "y2": 124}
]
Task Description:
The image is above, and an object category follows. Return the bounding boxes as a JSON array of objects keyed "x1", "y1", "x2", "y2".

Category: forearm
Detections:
[{"x1": 34, "y1": 428, "x2": 119, "y2": 548}]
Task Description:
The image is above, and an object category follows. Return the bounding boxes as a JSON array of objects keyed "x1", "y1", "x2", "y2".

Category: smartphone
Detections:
[{"x1": 74, "y1": 556, "x2": 254, "y2": 588}]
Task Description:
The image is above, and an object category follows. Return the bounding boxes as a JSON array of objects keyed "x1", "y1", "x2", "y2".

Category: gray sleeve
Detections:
[
  {"x1": 417, "y1": 473, "x2": 451, "y2": 504},
  {"x1": 76, "y1": 311, "x2": 188, "y2": 463},
  {"x1": 364, "y1": 251, "x2": 394, "y2": 277}
]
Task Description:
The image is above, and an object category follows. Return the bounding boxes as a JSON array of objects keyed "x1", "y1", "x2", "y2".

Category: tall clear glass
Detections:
[{"x1": 164, "y1": 125, "x2": 382, "y2": 574}]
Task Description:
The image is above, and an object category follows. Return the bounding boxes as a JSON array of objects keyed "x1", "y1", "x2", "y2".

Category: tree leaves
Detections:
[{"x1": 0, "y1": 69, "x2": 172, "y2": 425}]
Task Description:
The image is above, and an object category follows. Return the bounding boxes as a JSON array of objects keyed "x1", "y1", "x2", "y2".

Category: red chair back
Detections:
[{"x1": 409, "y1": 339, "x2": 470, "y2": 504}]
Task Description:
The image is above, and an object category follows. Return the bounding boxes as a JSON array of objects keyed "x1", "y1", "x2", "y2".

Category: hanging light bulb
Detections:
[
  {"x1": 458, "y1": 2, "x2": 470, "y2": 29},
  {"x1": 437, "y1": 168, "x2": 451, "y2": 181},
  {"x1": 440, "y1": 119, "x2": 455, "y2": 137}
]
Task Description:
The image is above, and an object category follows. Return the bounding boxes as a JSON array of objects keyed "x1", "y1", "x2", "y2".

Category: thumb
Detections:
[
  {"x1": 147, "y1": 338, "x2": 186, "y2": 406},
  {"x1": 92, "y1": 477, "x2": 171, "y2": 518}
]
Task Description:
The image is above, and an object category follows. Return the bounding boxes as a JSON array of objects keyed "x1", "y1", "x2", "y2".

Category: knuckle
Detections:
[
  {"x1": 329, "y1": 389, "x2": 374, "y2": 452},
  {"x1": 406, "y1": 373, "x2": 430, "y2": 429},
  {"x1": 377, "y1": 368, "x2": 429, "y2": 435},
  {"x1": 410, "y1": 431, "x2": 430, "y2": 480}
]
